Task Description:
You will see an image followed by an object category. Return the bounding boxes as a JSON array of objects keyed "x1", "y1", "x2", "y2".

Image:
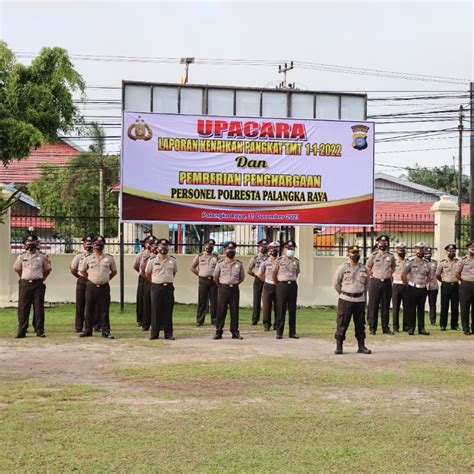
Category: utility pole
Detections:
[
  {"x1": 457, "y1": 105, "x2": 464, "y2": 250},
  {"x1": 180, "y1": 57, "x2": 194, "y2": 85},
  {"x1": 470, "y1": 82, "x2": 474, "y2": 240},
  {"x1": 278, "y1": 61, "x2": 294, "y2": 88}
]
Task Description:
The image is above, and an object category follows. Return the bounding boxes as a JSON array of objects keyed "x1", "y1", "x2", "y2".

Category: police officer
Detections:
[
  {"x1": 13, "y1": 234, "x2": 52, "y2": 338},
  {"x1": 258, "y1": 241, "x2": 279, "y2": 331},
  {"x1": 191, "y1": 238, "x2": 219, "y2": 326},
  {"x1": 133, "y1": 235, "x2": 152, "y2": 328},
  {"x1": 213, "y1": 241, "x2": 245, "y2": 340},
  {"x1": 273, "y1": 239, "x2": 300, "y2": 339},
  {"x1": 436, "y1": 244, "x2": 459, "y2": 331},
  {"x1": 79, "y1": 236, "x2": 117, "y2": 339},
  {"x1": 392, "y1": 242, "x2": 407, "y2": 332},
  {"x1": 70, "y1": 235, "x2": 94, "y2": 333},
  {"x1": 333, "y1": 245, "x2": 371, "y2": 354},
  {"x1": 424, "y1": 246, "x2": 438, "y2": 326},
  {"x1": 401, "y1": 242, "x2": 431, "y2": 335},
  {"x1": 145, "y1": 238, "x2": 177, "y2": 340},
  {"x1": 367, "y1": 234, "x2": 395, "y2": 335},
  {"x1": 248, "y1": 238, "x2": 269, "y2": 325},
  {"x1": 138, "y1": 236, "x2": 155, "y2": 331},
  {"x1": 455, "y1": 241, "x2": 474, "y2": 335}
]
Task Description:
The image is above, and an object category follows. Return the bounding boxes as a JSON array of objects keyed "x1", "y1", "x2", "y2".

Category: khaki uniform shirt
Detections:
[
  {"x1": 367, "y1": 251, "x2": 395, "y2": 280},
  {"x1": 213, "y1": 259, "x2": 245, "y2": 285},
  {"x1": 191, "y1": 252, "x2": 220, "y2": 278},
  {"x1": 80, "y1": 253, "x2": 117, "y2": 285},
  {"x1": 145, "y1": 255, "x2": 177, "y2": 284},
  {"x1": 457, "y1": 256, "x2": 474, "y2": 283},
  {"x1": 436, "y1": 258, "x2": 459, "y2": 283},
  {"x1": 334, "y1": 261, "x2": 369, "y2": 302},
  {"x1": 274, "y1": 256, "x2": 300, "y2": 282},
  {"x1": 14, "y1": 251, "x2": 51, "y2": 280},
  {"x1": 70, "y1": 250, "x2": 92, "y2": 276},
  {"x1": 259, "y1": 258, "x2": 278, "y2": 284},
  {"x1": 426, "y1": 259, "x2": 439, "y2": 291},
  {"x1": 403, "y1": 258, "x2": 431, "y2": 287},
  {"x1": 139, "y1": 249, "x2": 153, "y2": 276},
  {"x1": 133, "y1": 250, "x2": 143, "y2": 272},
  {"x1": 249, "y1": 253, "x2": 268, "y2": 275},
  {"x1": 392, "y1": 255, "x2": 407, "y2": 284}
]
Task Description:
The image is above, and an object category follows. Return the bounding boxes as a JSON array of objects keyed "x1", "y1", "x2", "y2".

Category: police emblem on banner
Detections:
[
  {"x1": 351, "y1": 125, "x2": 369, "y2": 151},
  {"x1": 127, "y1": 116, "x2": 153, "y2": 141}
]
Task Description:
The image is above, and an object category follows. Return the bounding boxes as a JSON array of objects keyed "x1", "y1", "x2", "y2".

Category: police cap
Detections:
[
  {"x1": 268, "y1": 241, "x2": 280, "y2": 248},
  {"x1": 158, "y1": 238, "x2": 171, "y2": 246},
  {"x1": 376, "y1": 234, "x2": 390, "y2": 243},
  {"x1": 224, "y1": 241, "x2": 237, "y2": 249},
  {"x1": 82, "y1": 235, "x2": 94, "y2": 244},
  {"x1": 414, "y1": 241, "x2": 425, "y2": 248},
  {"x1": 348, "y1": 245, "x2": 360, "y2": 253},
  {"x1": 22, "y1": 234, "x2": 38, "y2": 244},
  {"x1": 258, "y1": 238, "x2": 269, "y2": 246},
  {"x1": 425, "y1": 246, "x2": 433, "y2": 253},
  {"x1": 396, "y1": 242, "x2": 407, "y2": 249},
  {"x1": 284, "y1": 240, "x2": 297, "y2": 248},
  {"x1": 204, "y1": 238, "x2": 216, "y2": 245},
  {"x1": 93, "y1": 235, "x2": 106, "y2": 245},
  {"x1": 444, "y1": 244, "x2": 456, "y2": 251},
  {"x1": 467, "y1": 241, "x2": 474, "y2": 249}
]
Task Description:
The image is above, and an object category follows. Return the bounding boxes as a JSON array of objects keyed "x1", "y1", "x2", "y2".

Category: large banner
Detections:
[{"x1": 121, "y1": 112, "x2": 374, "y2": 225}]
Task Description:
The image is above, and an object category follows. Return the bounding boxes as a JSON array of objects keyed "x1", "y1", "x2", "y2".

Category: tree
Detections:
[
  {"x1": 405, "y1": 164, "x2": 470, "y2": 203},
  {"x1": 29, "y1": 153, "x2": 120, "y2": 238},
  {"x1": 0, "y1": 41, "x2": 85, "y2": 166}
]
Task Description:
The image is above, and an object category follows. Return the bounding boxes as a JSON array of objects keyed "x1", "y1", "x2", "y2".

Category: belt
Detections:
[
  {"x1": 22, "y1": 279, "x2": 42, "y2": 283},
  {"x1": 442, "y1": 281, "x2": 458, "y2": 285},
  {"x1": 278, "y1": 280, "x2": 296, "y2": 284},
  {"x1": 199, "y1": 276, "x2": 213, "y2": 280},
  {"x1": 373, "y1": 278, "x2": 390, "y2": 282},
  {"x1": 220, "y1": 283, "x2": 238, "y2": 287},
  {"x1": 156, "y1": 282, "x2": 172, "y2": 286},
  {"x1": 91, "y1": 282, "x2": 108, "y2": 288},
  {"x1": 341, "y1": 291, "x2": 363, "y2": 298},
  {"x1": 264, "y1": 280, "x2": 275, "y2": 285},
  {"x1": 408, "y1": 282, "x2": 426, "y2": 289},
  {"x1": 461, "y1": 280, "x2": 474, "y2": 284},
  {"x1": 393, "y1": 280, "x2": 403, "y2": 285}
]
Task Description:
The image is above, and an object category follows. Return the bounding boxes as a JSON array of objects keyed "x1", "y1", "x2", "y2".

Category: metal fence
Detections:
[{"x1": 313, "y1": 213, "x2": 436, "y2": 257}]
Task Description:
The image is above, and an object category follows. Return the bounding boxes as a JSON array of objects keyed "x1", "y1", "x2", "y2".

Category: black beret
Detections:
[
  {"x1": 224, "y1": 241, "x2": 237, "y2": 249},
  {"x1": 444, "y1": 244, "x2": 456, "y2": 251},
  {"x1": 258, "y1": 239, "x2": 269, "y2": 245}
]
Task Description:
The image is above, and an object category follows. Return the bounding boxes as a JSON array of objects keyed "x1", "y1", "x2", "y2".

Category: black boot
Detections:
[
  {"x1": 335, "y1": 339, "x2": 343, "y2": 355},
  {"x1": 357, "y1": 340, "x2": 371, "y2": 354}
]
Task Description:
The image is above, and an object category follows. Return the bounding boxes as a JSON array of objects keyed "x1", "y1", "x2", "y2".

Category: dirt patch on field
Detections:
[{"x1": 0, "y1": 336, "x2": 474, "y2": 398}]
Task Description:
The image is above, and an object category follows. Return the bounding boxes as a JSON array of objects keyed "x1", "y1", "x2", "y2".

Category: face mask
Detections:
[
  {"x1": 159, "y1": 248, "x2": 168, "y2": 255},
  {"x1": 286, "y1": 250, "x2": 295, "y2": 258},
  {"x1": 260, "y1": 246, "x2": 268, "y2": 254},
  {"x1": 205, "y1": 246, "x2": 214, "y2": 253},
  {"x1": 85, "y1": 245, "x2": 93, "y2": 252},
  {"x1": 397, "y1": 251, "x2": 406, "y2": 258},
  {"x1": 416, "y1": 251, "x2": 424, "y2": 258},
  {"x1": 226, "y1": 250, "x2": 236, "y2": 258},
  {"x1": 448, "y1": 252, "x2": 456, "y2": 259},
  {"x1": 379, "y1": 244, "x2": 387, "y2": 251},
  {"x1": 425, "y1": 255, "x2": 431, "y2": 261},
  {"x1": 350, "y1": 254, "x2": 360, "y2": 262},
  {"x1": 26, "y1": 243, "x2": 36, "y2": 252},
  {"x1": 94, "y1": 244, "x2": 104, "y2": 251},
  {"x1": 270, "y1": 249, "x2": 278, "y2": 257}
]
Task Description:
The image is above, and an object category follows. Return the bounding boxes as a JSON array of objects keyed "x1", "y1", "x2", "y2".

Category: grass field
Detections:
[{"x1": 0, "y1": 304, "x2": 472, "y2": 473}]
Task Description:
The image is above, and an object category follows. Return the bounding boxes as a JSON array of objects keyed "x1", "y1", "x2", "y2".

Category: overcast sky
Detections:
[{"x1": 1, "y1": 0, "x2": 472, "y2": 177}]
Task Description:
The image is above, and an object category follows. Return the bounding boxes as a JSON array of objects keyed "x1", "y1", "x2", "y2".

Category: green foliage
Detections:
[
  {"x1": 0, "y1": 41, "x2": 85, "y2": 166},
  {"x1": 405, "y1": 164, "x2": 470, "y2": 203},
  {"x1": 29, "y1": 153, "x2": 119, "y2": 237}
]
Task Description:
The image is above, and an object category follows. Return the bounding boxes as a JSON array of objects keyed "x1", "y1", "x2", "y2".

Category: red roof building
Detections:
[{"x1": 0, "y1": 139, "x2": 81, "y2": 185}]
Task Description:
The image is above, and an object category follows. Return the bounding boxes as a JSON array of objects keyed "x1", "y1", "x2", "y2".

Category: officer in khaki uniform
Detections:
[
  {"x1": 333, "y1": 245, "x2": 371, "y2": 354},
  {"x1": 367, "y1": 234, "x2": 396, "y2": 335},
  {"x1": 138, "y1": 236, "x2": 155, "y2": 331},
  {"x1": 455, "y1": 241, "x2": 474, "y2": 335},
  {"x1": 258, "y1": 241, "x2": 279, "y2": 331},
  {"x1": 401, "y1": 242, "x2": 431, "y2": 335},
  {"x1": 273, "y1": 240, "x2": 300, "y2": 339},
  {"x1": 436, "y1": 243, "x2": 459, "y2": 331},
  {"x1": 392, "y1": 242, "x2": 407, "y2": 332},
  {"x1": 79, "y1": 236, "x2": 117, "y2": 339},
  {"x1": 213, "y1": 241, "x2": 245, "y2": 340},
  {"x1": 191, "y1": 238, "x2": 219, "y2": 326},
  {"x1": 248, "y1": 238, "x2": 269, "y2": 325},
  {"x1": 145, "y1": 238, "x2": 177, "y2": 340},
  {"x1": 70, "y1": 235, "x2": 94, "y2": 333},
  {"x1": 13, "y1": 234, "x2": 52, "y2": 338},
  {"x1": 133, "y1": 235, "x2": 153, "y2": 328},
  {"x1": 424, "y1": 246, "x2": 438, "y2": 325}
]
